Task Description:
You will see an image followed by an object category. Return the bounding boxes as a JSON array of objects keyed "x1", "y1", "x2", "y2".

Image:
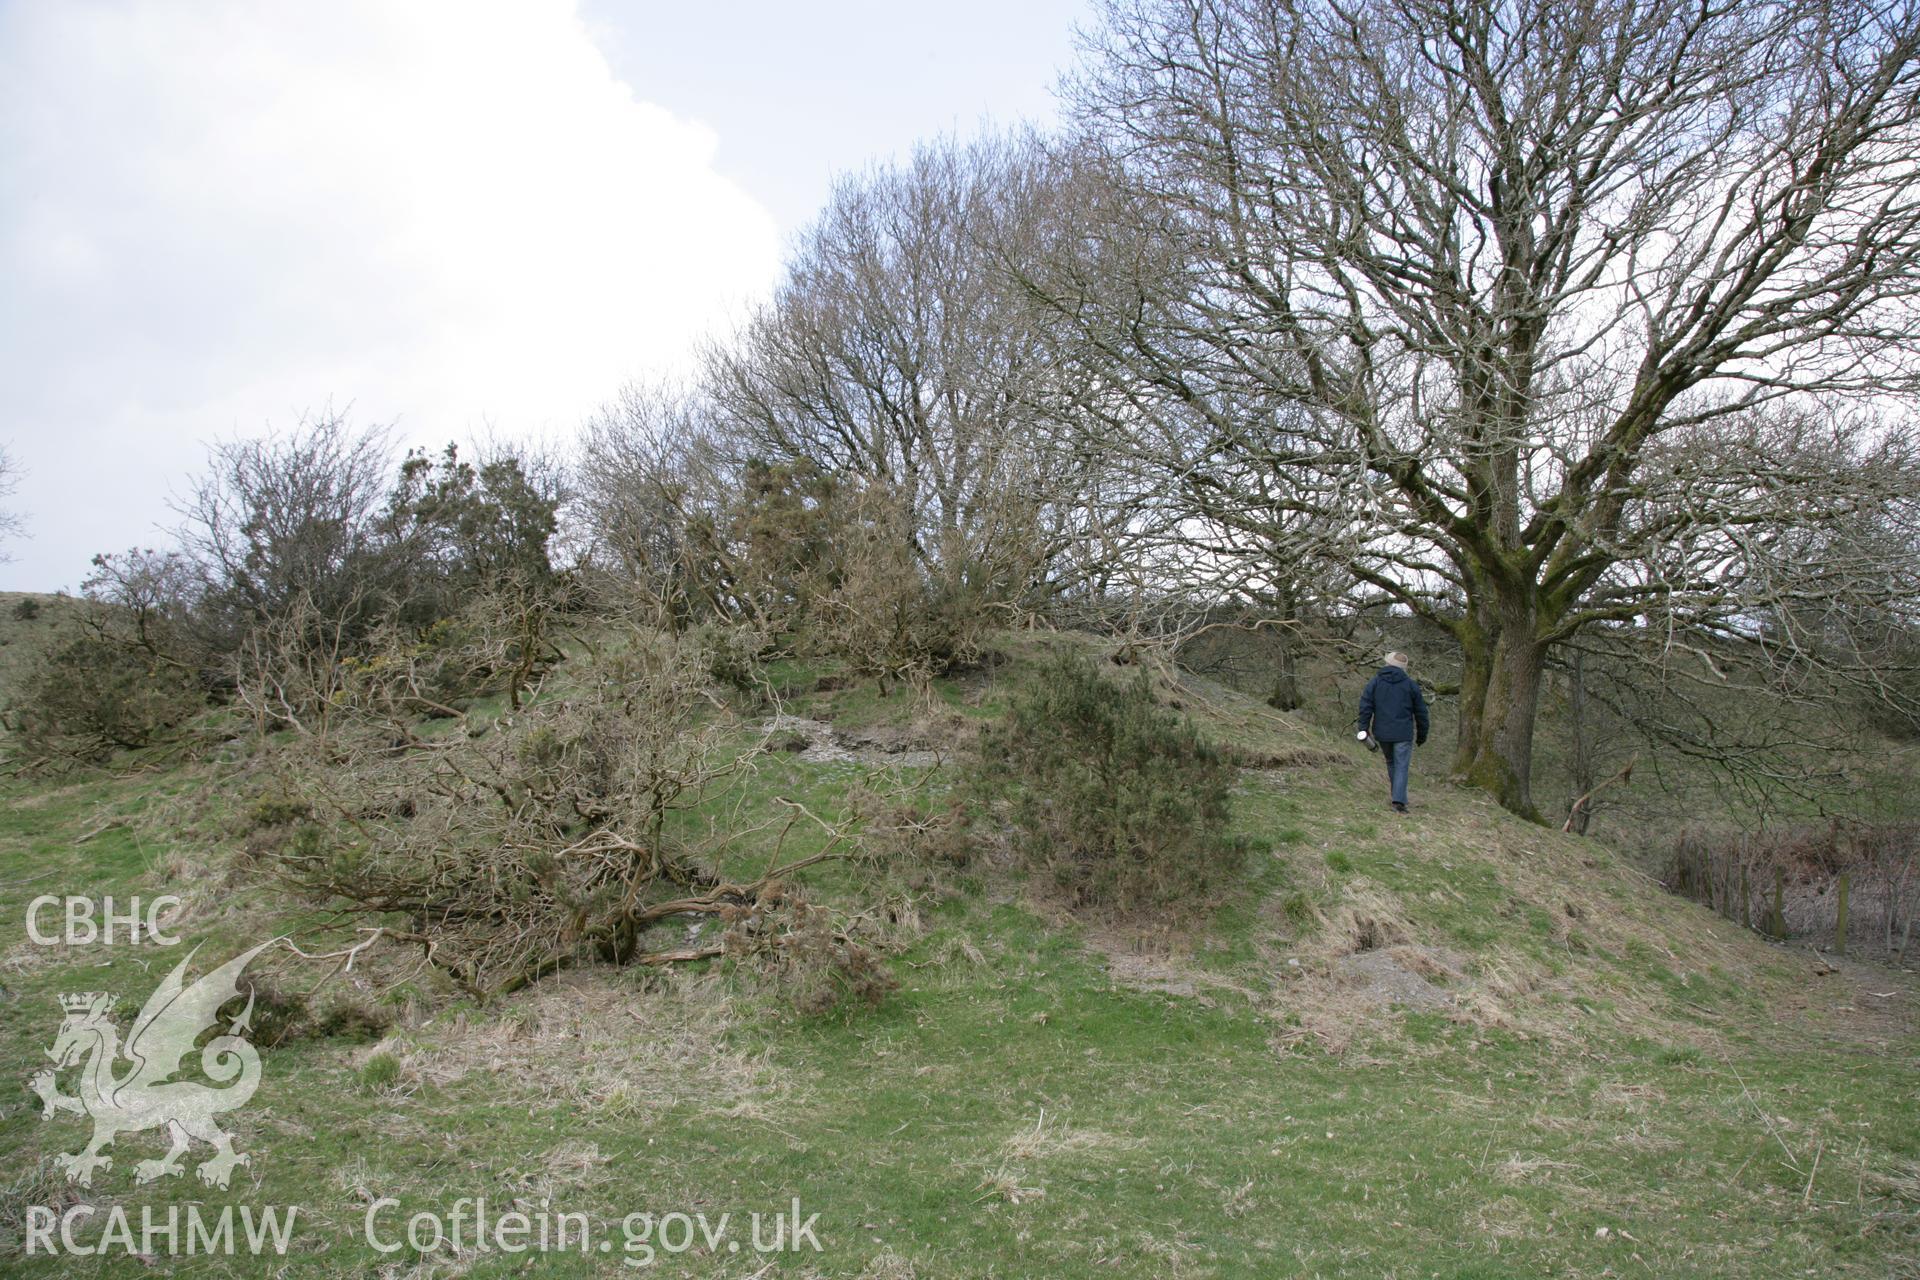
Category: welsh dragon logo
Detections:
[{"x1": 30, "y1": 940, "x2": 273, "y2": 1190}]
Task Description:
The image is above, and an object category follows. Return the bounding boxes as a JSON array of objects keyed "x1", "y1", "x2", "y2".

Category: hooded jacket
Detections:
[{"x1": 1358, "y1": 666, "x2": 1430, "y2": 746}]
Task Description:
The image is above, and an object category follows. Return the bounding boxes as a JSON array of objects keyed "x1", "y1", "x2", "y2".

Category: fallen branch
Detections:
[{"x1": 1563, "y1": 755, "x2": 1638, "y2": 833}]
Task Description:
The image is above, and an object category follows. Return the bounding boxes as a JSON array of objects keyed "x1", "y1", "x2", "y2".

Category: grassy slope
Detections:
[
  {"x1": 0, "y1": 592, "x2": 73, "y2": 694},
  {"x1": 1190, "y1": 627, "x2": 1919, "y2": 844},
  {"x1": 0, "y1": 632, "x2": 1914, "y2": 1278}
]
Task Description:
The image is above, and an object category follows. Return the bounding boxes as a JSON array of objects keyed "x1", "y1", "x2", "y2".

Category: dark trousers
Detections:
[{"x1": 1380, "y1": 739, "x2": 1412, "y2": 805}]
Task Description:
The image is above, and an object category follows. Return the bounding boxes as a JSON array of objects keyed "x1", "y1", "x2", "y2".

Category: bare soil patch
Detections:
[
  {"x1": 763, "y1": 714, "x2": 947, "y2": 768},
  {"x1": 1330, "y1": 947, "x2": 1461, "y2": 1011}
]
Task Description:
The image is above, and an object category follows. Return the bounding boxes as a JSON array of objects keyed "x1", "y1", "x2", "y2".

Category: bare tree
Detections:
[
  {"x1": 174, "y1": 409, "x2": 395, "y2": 644},
  {"x1": 576, "y1": 381, "x2": 744, "y2": 625},
  {"x1": 0, "y1": 445, "x2": 23, "y2": 562},
  {"x1": 706, "y1": 133, "x2": 1101, "y2": 609},
  {"x1": 81, "y1": 548, "x2": 204, "y2": 671},
  {"x1": 1055, "y1": 0, "x2": 1920, "y2": 816}
]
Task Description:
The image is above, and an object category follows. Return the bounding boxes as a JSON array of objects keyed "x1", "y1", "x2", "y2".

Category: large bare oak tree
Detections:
[{"x1": 1059, "y1": 0, "x2": 1920, "y2": 816}]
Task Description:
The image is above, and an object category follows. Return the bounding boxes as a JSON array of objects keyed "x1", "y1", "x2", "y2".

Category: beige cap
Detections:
[{"x1": 1385, "y1": 651, "x2": 1409, "y2": 669}]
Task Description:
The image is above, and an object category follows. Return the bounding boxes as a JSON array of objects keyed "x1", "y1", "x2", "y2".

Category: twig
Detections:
[
  {"x1": 74, "y1": 817, "x2": 128, "y2": 844},
  {"x1": 280, "y1": 928, "x2": 387, "y2": 974},
  {"x1": 1729, "y1": 1065, "x2": 1801, "y2": 1172},
  {"x1": 634, "y1": 944, "x2": 726, "y2": 966}
]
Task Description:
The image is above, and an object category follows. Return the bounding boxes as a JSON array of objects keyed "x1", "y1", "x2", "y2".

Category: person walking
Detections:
[{"x1": 1357, "y1": 651, "x2": 1430, "y2": 814}]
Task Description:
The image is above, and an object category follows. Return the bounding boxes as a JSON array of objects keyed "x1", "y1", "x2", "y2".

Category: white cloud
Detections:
[{"x1": 0, "y1": 0, "x2": 783, "y2": 588}]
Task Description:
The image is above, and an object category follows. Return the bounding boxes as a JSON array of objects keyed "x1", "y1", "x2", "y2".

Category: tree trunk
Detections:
[
  {"x1": 1451, "y1": 624, "x2": 1494, "y2": 779},
  {"x1": 1458, "y1": 607, "x2": 1549, "y2": 821},
  {"x1": 1268, "y1": 634, "x2": 1302, "y2": 711}
]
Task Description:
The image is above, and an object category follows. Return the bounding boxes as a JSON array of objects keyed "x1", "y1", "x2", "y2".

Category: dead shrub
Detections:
[
  {"x1": 851, "y1": 787, "x2": 976, "y2": 869},
  {"x1": 249, "y1": 621, "x2": 902, "y2": 1000},
  {"x1": 722, "y1": 886, "x2": 901, "y2": 1016}
]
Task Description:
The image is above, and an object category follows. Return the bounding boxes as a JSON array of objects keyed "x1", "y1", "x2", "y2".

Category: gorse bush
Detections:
[
  {"x1": 4, "y1": 629, "x2": 204, "y2": 763},
  {"x1": 802, "y1": 481, "x2": 986, "y2": 695},
  {"x1": 969, "y1": 647, "x2": 1243, "y2": 908},
  {"x1": 710, "y1": 464, "x2": 986, "y2": 693},
  {"x1": 2, "y1": 419, "x2": 568, "y2": 771},
  {"x1": 3, "y1": 553, "x2": 211, "y2": 766},
  {"x1": 163, "y1": 417, "x2": 564, "y2": 704}
]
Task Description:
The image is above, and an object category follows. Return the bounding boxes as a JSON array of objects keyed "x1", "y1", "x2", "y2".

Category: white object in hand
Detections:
[{"x1": 1356, "y1": 731, "x2": 1368, "y2": 741}]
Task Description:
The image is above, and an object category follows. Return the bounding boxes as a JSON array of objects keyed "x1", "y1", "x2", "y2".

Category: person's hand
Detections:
[{"x1": 1416, "y1": 734, "x2": 1427, "y2": 747}]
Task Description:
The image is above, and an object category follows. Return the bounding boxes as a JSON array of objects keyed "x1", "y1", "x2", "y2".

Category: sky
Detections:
[{"x1": 0, "y1": 0, "x2": 1092, "y2": 591}]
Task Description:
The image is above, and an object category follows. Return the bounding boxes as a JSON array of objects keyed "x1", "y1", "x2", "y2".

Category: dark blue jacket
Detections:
[{"x1": 1358, "y1": 666, "x2": 1430, "y2": 745}]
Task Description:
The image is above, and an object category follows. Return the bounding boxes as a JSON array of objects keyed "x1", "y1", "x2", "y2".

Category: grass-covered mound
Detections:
[{"x1": 0, "y1": 631, "x2": 1914, "y2": 1278}]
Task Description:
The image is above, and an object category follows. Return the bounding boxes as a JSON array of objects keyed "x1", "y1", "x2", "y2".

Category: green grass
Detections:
[{"x1": 0, "y1": 633, "x2": 1915, "y2": 1277}]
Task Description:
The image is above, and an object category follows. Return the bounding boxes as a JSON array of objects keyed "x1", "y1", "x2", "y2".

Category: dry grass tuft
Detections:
[
  {"x1": 330, "y1": 1155, "x2": 380, "y2": 1205},
  {"x1": 998, "y1": 1110, "x2": 1138, "y2": 1162},
  {"x1": 0, "y1": 937, "x2": 69, "y2": 977},
  {"x1": 1319, "y1": 882, "x2": 1415, "y2": 957},
  {"x1": 355, "y1": 971, "x2": 794, "y2": 1122},
  {"x1": 1593, "y1": 1080, "x2": 1666, "y2": 1111},
  {"x1": 0, "y1": 1158, "x2": 92, "y2": 1255},
  {"x1": 1864, "y1": 1154, "x2": 1920, "y2": 1205},
  {"x1": 1495, "y1": 1152, "x2": 1586, "y2": 1183},
  {"x1": 541, "y1": 1139, "x2": 610, "y2": 1180},
  {"x1": 963, "y1": 1109, "x2": 1135, "y2": 1210},
  {"x1": 859, "y1": 1250, "x2": 923, "y2": 1280},
  {"x1": 483, "y1": 1139, "x2": 615, "y2": 1203},
  {"x1": 369, "y1": 1257, "x2": 476, "y2": 1279},
  {"x1": 972, "y1": 1166, "x2": 1047, "y2": 1205},
  {"x1": 1231, "y1": 744, "x2": 1347, "y2": 771},
  {"x1": 1467, "y1": 1193, "x2": 1536, "y2": 1239}
]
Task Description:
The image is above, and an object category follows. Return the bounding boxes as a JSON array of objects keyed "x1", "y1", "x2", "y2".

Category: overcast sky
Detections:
[{"x1": 0, "y1": 0, "x2": 1090, "y2": 590}]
